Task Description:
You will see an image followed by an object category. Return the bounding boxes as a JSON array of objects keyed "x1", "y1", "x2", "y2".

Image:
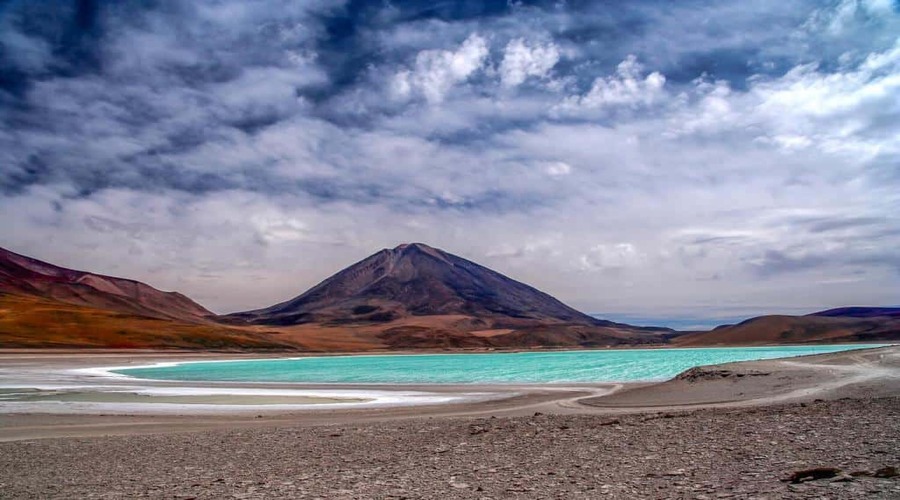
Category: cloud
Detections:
[
  {"x1": 499, "y1": 38, "x2": 560, "y2": 88},
  {"x1": 664, "y1": 39, "x2": 900, "y2": 161},
  {"x1": 579, "y1": 243, "x2": 645, "y2": 272},
  {"x1": 392, "y1": 33, "x2": 489, "y2": 103},
  {"x1": 562, "y1": 55, "x2": 666, "y2": 110},
  {"x1": 0, "y1": 0, "x2": 898, "y2": 319},
  {"x1": 543, "y1": 161, "x2": 572, "y2": 177}
]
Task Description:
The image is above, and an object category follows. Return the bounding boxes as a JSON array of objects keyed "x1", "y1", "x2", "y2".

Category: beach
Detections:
[{"x1": 0, "y1": 346, "x2": 898, "y2": 498}]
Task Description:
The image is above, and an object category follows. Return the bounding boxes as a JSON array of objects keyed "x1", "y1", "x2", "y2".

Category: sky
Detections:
[{"x1": 1, "y1": 0, "x2": 898, "y2": 326}]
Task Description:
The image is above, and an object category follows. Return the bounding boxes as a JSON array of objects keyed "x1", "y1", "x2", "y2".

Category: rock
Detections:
[
  {"x1": 784, "y1": 467, "x2": 842, "y2": 483},
  {"x1": 830, "y1": 474, "x2": 855, "y2": 483},
  {"x1": 874, "y1": 466, "x2": 898, "y2": 478}
]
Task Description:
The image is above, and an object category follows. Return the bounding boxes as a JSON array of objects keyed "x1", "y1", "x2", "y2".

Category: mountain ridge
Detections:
[
  {"x1": 674, "y1": 306, "x2": 900, "y2": 346},
  {"x1": 0, "y1": 246, "x2": 212, "y2": 322},
  {"x1": 2, "y1": 243, "x2": 896, "y2": 350},
  {"x1": 808, "y1": 307, "x2": 900, "y2": 319}
]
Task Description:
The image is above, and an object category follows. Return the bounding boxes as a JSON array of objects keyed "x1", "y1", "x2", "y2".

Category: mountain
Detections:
[
  {"x1": 808, "y1": 307, "x2": 900, "y2": 319},
  {"x1": 0, "y1": 246, "x2": 288, "y2": 349},
  {"x1": 673, "y1": 307, "x2": 900, "y2": 346},
  {"x1": 10, "y1": 242, "x2": 890, "y2": 351},
  {"x1": 0, "y1": 246, "x2": 211, "y2": 322},
  {"x1": 225, "y1": 243, "x2": 669, "y2": 348},
  {"x1": 228, "y1": 243, "x2": 615, "y2": 326}
]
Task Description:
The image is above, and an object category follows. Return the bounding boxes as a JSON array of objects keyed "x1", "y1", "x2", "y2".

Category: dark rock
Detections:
[
  {"x1": 874, "y1": 466, "x2": 898, "y2": 478},
  {"x1": 784, "y1": 467, "x2": 842, "y2": 483}
]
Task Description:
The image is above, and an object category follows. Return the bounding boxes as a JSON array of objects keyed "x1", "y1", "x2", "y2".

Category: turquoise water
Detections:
[{"x1": 114, "y1": 344, "x2": 885, "y2": 384}]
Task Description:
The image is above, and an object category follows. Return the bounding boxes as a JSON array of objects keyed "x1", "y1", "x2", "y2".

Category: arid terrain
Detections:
[
  {"x1": 674, "y1": 312, "x2": 900, "y2": 347},
  {"x1": 3, "y1": 398, "x2": 898, "y2": 499},
  {"x1": 0, "y1": 346, "x2": 897, "y2": 498},
  {"x1": 1, "y1": 245, "x2": 898, "y2": 497}
]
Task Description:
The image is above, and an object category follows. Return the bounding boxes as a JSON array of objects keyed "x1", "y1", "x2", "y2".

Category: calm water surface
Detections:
[{"x1": 113, "y1": 344, "x2": 885, "y2": 384}]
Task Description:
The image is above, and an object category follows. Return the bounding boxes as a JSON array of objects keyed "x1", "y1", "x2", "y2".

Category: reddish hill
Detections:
[
  {"x1": 0, "y1": 294, "x2": 290, "y2": 349},
  {"x1": 0, "y1": 247, "x2": 288, "y2": 349},
  {"x1": 225, "y1": 243, "x2": 671, "y2": 348},
  {"x1": 0, "y1": 246, "x2": 211, "y2": 322},
  {"x1": 674, "y1": 311, "x2": 900, "y2": 346}
]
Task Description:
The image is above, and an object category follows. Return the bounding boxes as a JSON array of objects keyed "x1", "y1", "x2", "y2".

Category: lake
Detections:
[{"x1": 113, "y1": 344, "x2": 884, "y2": 384}]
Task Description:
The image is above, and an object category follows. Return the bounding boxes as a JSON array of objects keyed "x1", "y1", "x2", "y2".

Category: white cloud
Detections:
[
  {"x1": 499, "y1": 38, "x2": 560, "y2": 88},
  {"x1": 754, "y1": 41, "x2": 900, "y2": 127},
  {"x1": 669, "y1": 39, "x2": 900, "y2": 159},
  {"x1": 568, "y1": 55, "x2": 666, "y2": 109},
  {"x1": 579, "y1": 243, "x2": 644, "y2": 272},
  {"x1": 392, "y1": 34, "x2": 489, "y2": 104},
  {"x1": 543, "y1": 161, "x2": 572, "y2": 177},
  {"x1": 668, "y1": 78, "x2": 735, "y2": 136},
  {"x1": 251, "y1": 213, "x2": 309, "y2": 243},
  {"x1": 815, "y1": 0, "x2": 897, "y2": 35}
]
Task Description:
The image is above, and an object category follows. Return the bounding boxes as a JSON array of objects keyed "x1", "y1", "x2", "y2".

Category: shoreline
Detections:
[
  {"x1": 2, "y1": 347, "x2": 898, "y2": 498},
  {"x1": 0, "y1": 345, "x2": 897, "y2": 442},
  {"x1": 3, "y1": 340, "x2": 893, "y2": 355},
  {"x1": 70, "y1": 341, "x2": 893, "y2": 383}
]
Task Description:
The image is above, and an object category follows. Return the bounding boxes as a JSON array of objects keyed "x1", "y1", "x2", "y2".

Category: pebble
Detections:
[{"x1": 0, "y1": 397, "x2": 897, "y2": 499}]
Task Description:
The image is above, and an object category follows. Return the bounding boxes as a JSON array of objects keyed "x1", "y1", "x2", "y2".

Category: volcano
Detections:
[
  {"x1": 225, "y1": 243, "x2": 671, "y2": 348},
  {"x1": 227, "y1": 243, "x2": 619, "y2": 326}
]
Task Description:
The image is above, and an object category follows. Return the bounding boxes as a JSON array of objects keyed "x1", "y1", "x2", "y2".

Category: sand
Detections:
[{"x1": 0, "y1": 346, "x2": 897, "y2": 498}]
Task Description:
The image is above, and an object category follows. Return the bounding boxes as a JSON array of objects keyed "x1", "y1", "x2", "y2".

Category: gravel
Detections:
[{"x1": 1, "y1": 397, "x2": 898, "y2": 499}]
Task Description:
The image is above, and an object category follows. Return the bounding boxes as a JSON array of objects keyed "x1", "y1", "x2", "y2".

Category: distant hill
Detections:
[
  {"x1": 673, "y1": 306, "x2": 900, "y2": 346},
  {"x1": 0, "y1": 246, "x2": 212, "y2": 322},
  {"x1": 224, "y1": 243, "x2": 670, "y2": 348},
  {"x1": 0, "y1": 247, "x2": 288, "y2": 349},
  {"x1": 807, "y1": 307, "x2": 900, "y2": 319}
]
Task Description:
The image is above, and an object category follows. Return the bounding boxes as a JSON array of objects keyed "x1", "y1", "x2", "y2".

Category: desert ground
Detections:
[{"x1": 0, "y1": 346, "x2": 897, "y2": 498}]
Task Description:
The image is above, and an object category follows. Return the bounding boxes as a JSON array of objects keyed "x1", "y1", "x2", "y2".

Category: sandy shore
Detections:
[
  {"x1": 0, "y1": 346, "x2": 896, "y2": 440},
  {"x1": 0, "y1": 346, "x2": 897, "y2": 498}
]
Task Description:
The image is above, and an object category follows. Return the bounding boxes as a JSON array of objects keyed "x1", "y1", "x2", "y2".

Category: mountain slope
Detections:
[
  {"x1": 673, "y1": 309, "x2": 900, "y2": 346},
  {"x1": 0, "y1": 294, "x2": 290, "y2": 349},
  {"x1": 225, "y1": 243, "x2": 668, "y2": 348},
  {"x1": 0, "y1": 246, "x2": 290, "y2": 349},
  {"x1": 0, "y1": 246, "x2": 211, "y2": 322},
  {"x1": 228, "y1": 243, "x2": 618, "y2": 327},
  {"x1": 808, "y1": 307, "x2": 900, "y2": 319}
]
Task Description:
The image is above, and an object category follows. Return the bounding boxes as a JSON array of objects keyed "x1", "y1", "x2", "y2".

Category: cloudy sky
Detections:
[{"x1": 1, "y1": 0, "x2": 898, "y2": 327}]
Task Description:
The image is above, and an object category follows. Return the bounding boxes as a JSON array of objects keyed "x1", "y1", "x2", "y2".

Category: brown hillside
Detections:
[
  {"x1": 0, "y1": 246, "x2": 212, "y2": 322},
  {"x1": 0, "y1": 294, "x2": 289, "y2": 349},
  {"x1": 674, "y1": 314, "x2": 900, "y2": 346}
]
